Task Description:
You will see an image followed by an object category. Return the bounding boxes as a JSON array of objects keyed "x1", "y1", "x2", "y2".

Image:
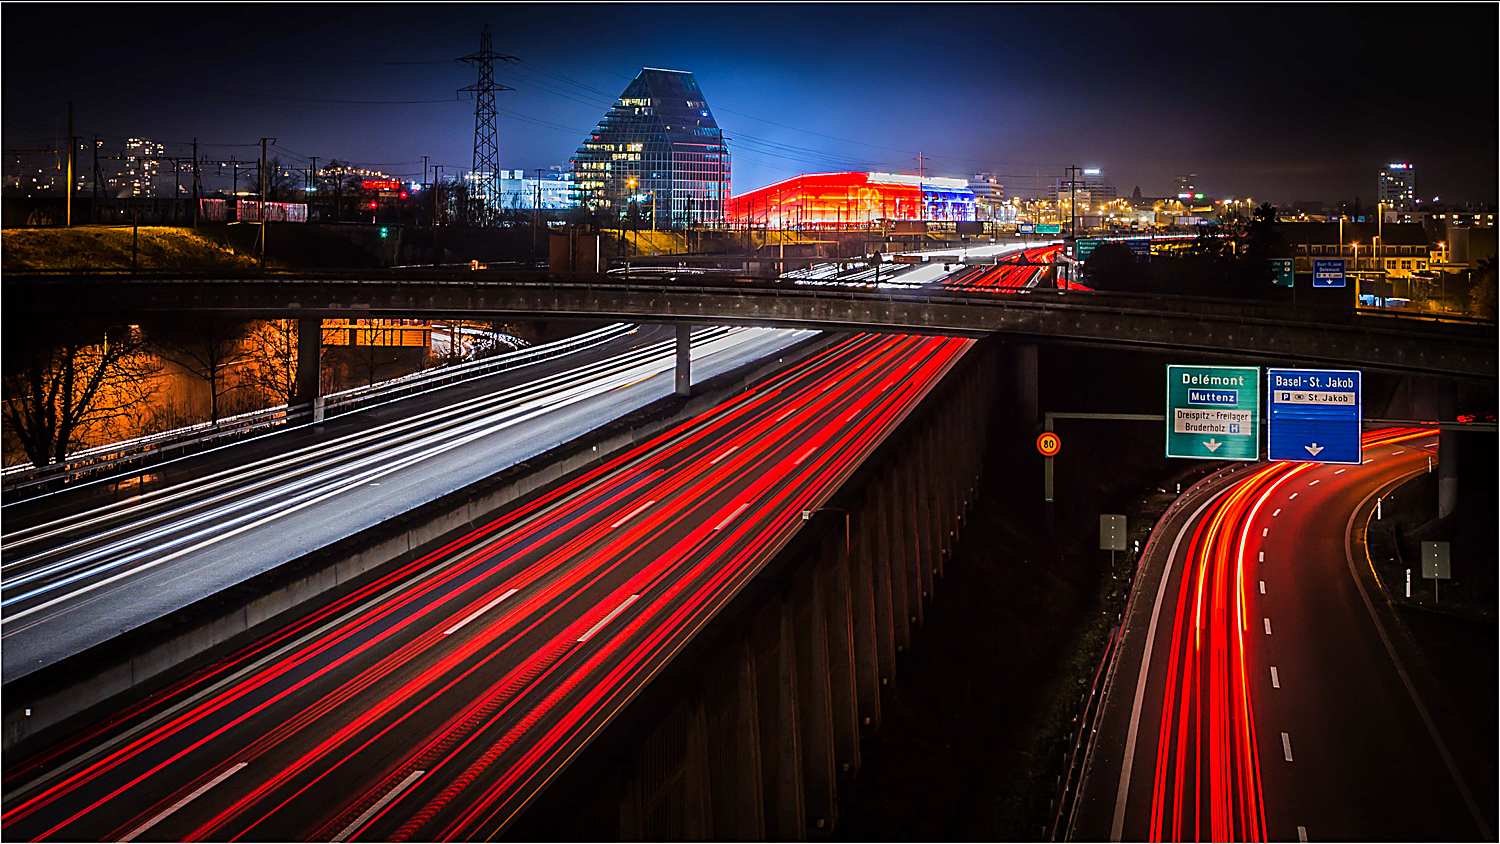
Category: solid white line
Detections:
[
  {"x1": 576, "y1": 594, "x2": 640, "y2": 644},
  {"x1": 1259, "y1": 581, "x2": 1266, "y2": 594},
  {"x1": 1110, "y1": 487, "x2": 1227, "y2": 841},
  {"x1": 442, "y1": 589, "x2": 519, "y2": 636},
  {"x1": 714, "y1": 503, "x2": 749, "y2": 531},
  {"x1": 1272, "y1": 508, "x2": 1281, "y2": 516},
  {"x1": 1334, "y1": 469, "x2": 1346, "y2": 475},
  {"x1": 1264, "y1": 618, "x2": 1272, "y2": 634},
  {"x1": 1281, "y1": 732, "x2": 1293, "y2": 761},
  {"x1": 1289, "y1": 492, "x2": 1299, "y2": 500},
  {"x1": 609, "y1": 500, "x2": 656, "y2": 529},
  {"x1": 709, "y1": 445, "x2": 739, "y2": 465},
  {"x1": 1308, "y1": 480, "x2": 1320, "y2": 486},
  {"x1": 1343, "y1": 477, "x2": 1492, "y2": 838},
  {"x1": 1271, "y1": 666, "x2": 1280, "y2": 688},
  {"x1": 793, "y1": 447, "x2": 816, "y2": 466},
  {"x1": 1297, "y1": 825, "x2": 1308, "y2": 842},
  {"x1": 119, "y1": 762, "x2": 247, "y2": 842},
  {"x1": 331, "y1": 768, "x2": 426, "y2": 843}
]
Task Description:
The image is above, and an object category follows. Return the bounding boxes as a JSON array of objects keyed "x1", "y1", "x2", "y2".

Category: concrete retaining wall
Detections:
[
  {"x1": 2, "y1": 332, "x2": 836, "y2": 754},
  {"x1": 511, "y1": 339, "x2": 1000, "y2": 840}
]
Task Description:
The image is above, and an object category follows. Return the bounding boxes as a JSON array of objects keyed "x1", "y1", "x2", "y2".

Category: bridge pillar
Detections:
[
  {"x1": 675, "y1": 323, "x2": 692, "y2": 397},
  {"x1": 849, "y1": 506, "x2": 883, "y2": 731},
  {"x1": 707, "y1": 634, "x2": 765, "y2": 839},
  {"x1": 869, "y1": 480, "x2": 898, "y2": 685},
  {"x1": 913, "y1": 431, "x2": 936, "y2": 604},
  {"x1": 682, "y1": 697, "x2": 713, "y2": 839},
  {"x1": 884, "y1": 467, "x2": 912, "y2": 652},
  {"x1": 793, "y1": 564, "x2": 837, "y2": 831},
  {"x1": 1438, "y1": 380, "x2": 1458, "y2": 518},
  {"x1": 821, "y1": 535, "x2": 861, "y2": 776},
  {"x1": 755, "y1": 597, "x2": 804, "y2": 840},
  {"x1": 293, "y1": 317, "x2": 322, "y2": 417},
  {"x1": 899, "y1": 459, "x2": 925, "y2": 629}
]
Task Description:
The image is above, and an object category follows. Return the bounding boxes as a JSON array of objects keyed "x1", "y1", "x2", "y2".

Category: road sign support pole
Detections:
[{"x1": 675, "y1": 323, "x2": 692, "y2": 397}]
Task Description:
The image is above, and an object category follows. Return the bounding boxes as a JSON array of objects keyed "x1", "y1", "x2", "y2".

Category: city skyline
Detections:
[{"x1": 3, "y1": 4, "x2": 1497, "y2": 204}]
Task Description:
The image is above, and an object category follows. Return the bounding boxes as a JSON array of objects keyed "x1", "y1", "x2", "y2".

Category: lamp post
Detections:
[
  {"x1": 801, "y1": 506, "x2": 851, "y2": 556},
  {"x1": 1351, "y1": 241, "x2": 1360, "y2": 302}
]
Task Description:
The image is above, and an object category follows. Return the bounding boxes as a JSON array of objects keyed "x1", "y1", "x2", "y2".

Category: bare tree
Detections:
[
  {"x1": 244, "y1": 319, "x2": 299, "y2": 406},
  {"x1": 343, "y1": 341, "x2": 398, "y2": 387},
  {"x1": 2, "y1": 321, "x2": 160, "y2": 467},
  {"x1": 151, "y1": 318, "x2": 252, "y2": 424}
]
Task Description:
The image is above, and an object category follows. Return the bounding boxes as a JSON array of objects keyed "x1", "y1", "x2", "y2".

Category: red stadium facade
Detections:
[{"x1": 725, "y1": 171, "x2": 976, "y2": 229}]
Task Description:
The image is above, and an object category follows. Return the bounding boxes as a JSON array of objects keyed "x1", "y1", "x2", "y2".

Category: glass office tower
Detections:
[{"x1": 570, "y1": 68, "x2": 730, "y2": 228}]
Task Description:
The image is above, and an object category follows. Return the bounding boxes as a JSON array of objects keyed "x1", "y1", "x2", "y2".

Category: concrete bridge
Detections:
[{"x1": 6, "y1": 271, "x2": 1494, "y2": 379}]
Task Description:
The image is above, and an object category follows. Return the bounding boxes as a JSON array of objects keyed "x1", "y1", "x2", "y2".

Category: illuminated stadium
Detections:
[{"x1": 725, "y1": 171, "x2": 976, "y2": 229}]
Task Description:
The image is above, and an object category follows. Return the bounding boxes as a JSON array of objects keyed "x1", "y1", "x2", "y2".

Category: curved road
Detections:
[{"x1": 1073, "y1": 428, "x2": 1495, "y2": 841}]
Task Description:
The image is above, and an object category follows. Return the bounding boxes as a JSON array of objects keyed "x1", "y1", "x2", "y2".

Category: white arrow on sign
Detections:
[
  {"x1": 1204, "y1": 439, "x2": 1222, "y2": 452},
  {"x1": 1305, "y1": 443, "x2": 1325, "y2": 456}
]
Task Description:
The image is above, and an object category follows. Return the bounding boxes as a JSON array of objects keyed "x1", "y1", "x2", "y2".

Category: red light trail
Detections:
[
  {"x1": 4, "y1": 332, "x2": 972, "y2": 842},
  {"x1": 1144, "y1": 427, "x2": 1435, "y2": 842}
]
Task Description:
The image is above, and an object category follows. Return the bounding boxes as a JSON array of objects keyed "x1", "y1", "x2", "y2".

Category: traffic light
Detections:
[
  {"x1": 380, "y1": 227, "x2": 389, "y2": 239},
  {"x1": 369, "y1": 201, "x2": 378, "y2": 209}
]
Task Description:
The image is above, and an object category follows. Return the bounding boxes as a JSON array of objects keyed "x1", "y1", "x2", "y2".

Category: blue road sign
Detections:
[
  {"x1": 1313, "y1": 258, "x2": 1346, "y2": 288},
  {"x1": 1267, "y1": 368, "x2": 1362, "y2": 464}
]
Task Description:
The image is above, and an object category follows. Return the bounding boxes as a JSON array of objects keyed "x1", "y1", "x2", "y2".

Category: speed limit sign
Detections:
[{"x1": 1036, "y1": 431, "x2": 1061, "y2": 457}]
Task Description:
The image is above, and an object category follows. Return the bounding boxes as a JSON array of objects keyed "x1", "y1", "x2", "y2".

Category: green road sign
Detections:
[
  {"x1": 1077, "y1": 238, "x2": 1102, "y2": 261},
  {"x1": 1166, "y1": 365, "x2": 1261, "y2": 461},
  {"x1": 1037, "y1": 223, "x2": 1062, "y2": 234},
  {"x1": 1269, "y1": 258, "x2": 1294, "y2": 287}
]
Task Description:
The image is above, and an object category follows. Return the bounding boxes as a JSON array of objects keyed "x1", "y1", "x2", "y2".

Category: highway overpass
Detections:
[{"x1": 7, "y1": 272, "x2": 1494, "y2": 378}]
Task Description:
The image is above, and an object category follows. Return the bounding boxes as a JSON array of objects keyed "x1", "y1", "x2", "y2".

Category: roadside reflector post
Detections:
[{"x1": 1406, "y1": 568, "x2": 1411, "y2": 598}]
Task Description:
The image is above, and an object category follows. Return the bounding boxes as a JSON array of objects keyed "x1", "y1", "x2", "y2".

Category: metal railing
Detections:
[{"x1": 1, "y1": 323, "x2": 635, "y2": 497}]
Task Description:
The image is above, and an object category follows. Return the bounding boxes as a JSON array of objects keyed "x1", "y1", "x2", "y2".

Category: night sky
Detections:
[{"x1": 5, "y1": 3, "x2": 1496, "y2": 203}]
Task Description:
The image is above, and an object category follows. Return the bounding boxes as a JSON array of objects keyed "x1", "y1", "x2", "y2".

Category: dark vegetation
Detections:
[
  {"x1": 1364, "y1": 434, "x2": 1497, "y2": 810},
  {"x1": 833, "y1": 343, "x2": 1225, "y2": 840},
  {"x1": 1082, "y1": 202, "x2": 1286, "y2": 299}
]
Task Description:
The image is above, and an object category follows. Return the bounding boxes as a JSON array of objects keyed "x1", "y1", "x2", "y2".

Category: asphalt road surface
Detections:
[
  {"x1": 1072, "y1": 428, "x2": 1495, "y2": 841},
  {"x1": 0, "y1": 325, "x2": 811, "y2": 680},
  {"x1": 2, "y1": 332, "x2": 972, "y2": 842}
]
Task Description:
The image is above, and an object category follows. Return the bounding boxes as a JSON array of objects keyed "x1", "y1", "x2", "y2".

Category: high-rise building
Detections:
[
  {"x1": 1175, "y1": 173, "x2": 1198, "y2": 200},
  {"x1": 570, "y1": 68, "x2": 730, "y2": 228},
  {"x1": 119, "y1": 138, "x2": 163, "y2": 197},
  {"x1": 969, "y1": 173, "x2": 1006, "y2": 220},
  {"x1": 725, "y1": 172, "x2": 974, "y2": 228},
  {"x1": 1379, "y1": 162, "x2": 1415, "y2": 211}
]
